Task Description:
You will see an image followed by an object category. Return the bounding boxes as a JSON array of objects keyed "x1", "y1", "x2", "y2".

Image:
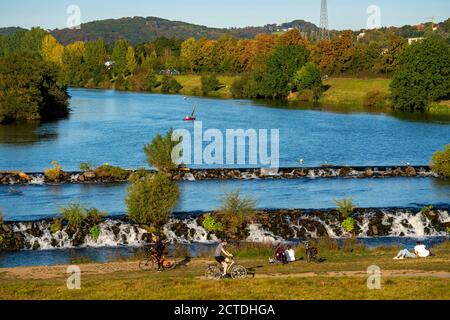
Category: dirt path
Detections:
[{"x1": 2, "y1": 260, "x2": 450, "y2": 281}]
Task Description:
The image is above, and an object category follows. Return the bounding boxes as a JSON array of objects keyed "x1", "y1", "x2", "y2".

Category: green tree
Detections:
[
  {"x1": 126, "y1": 173, "x2": 179, "y2": 227},
  {"x1": 201, "y1": 74, "x2": 221, "y2": 95},
  {"x1": 126, "y1": 46, "x2": 137, "y2": 74},
  {"x1": 0, "y1": 51, "x2": 69, "y2": 123},
  {"x1": 430, "y1": 144, "x2": 450, "y2": 178},
  {"x1": 390, "y1": 36, "x2": 450, "y2": 111},
  {"x1": 260, "y1": 45, "x2": 310, "y2": 99},
  {"x1": 112, "y1": 40, "x2": 130, "y2": 76},
  {"x1": 144, "y1": 129, "x2": 182, "y2": 172},
  {"x1": 293, "y1": 62, "x2": 322, "y2": 100},
  {"x1": 160, "y1": 75, "x2": 183, "y2": 93},
  {"x1": 146, "y1": 68, "x2": 158, "y2": 91}
]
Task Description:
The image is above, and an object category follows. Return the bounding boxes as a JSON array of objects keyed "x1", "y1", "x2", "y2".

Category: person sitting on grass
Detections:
[
  {"x1": 285, "y1": 245, "x2": 296, "y2": 263},
  {"x1": 215, "y1": 239, "x2": 233, "y2": 278},
  {"x1": 393, "y1": 241, "x2": 431, "y2": 260},
  {"x1": 274, "y1": 243, "x2": 288, "y2": 264}
]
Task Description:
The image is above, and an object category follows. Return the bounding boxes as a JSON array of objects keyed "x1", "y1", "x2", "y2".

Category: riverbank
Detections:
[
  {"x1": 92, "y1": 75, "x2": 449, "y2": 115},
  {"x1": 1, "y1": 241, "x2": 449, "y2": 300}
]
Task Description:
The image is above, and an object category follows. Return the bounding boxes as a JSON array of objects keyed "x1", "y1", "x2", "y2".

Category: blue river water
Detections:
[
  {"x1": 0, "y1": 88, "x2": 449, "y2": 171},
  {"x1": 1, "y1": 178, "x2": 449, "y2": 221}
]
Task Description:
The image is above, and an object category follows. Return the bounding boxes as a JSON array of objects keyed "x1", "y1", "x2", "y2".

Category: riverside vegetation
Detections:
[{"x1": 1, "y1": 25, "x2": 450, "y2": 124}]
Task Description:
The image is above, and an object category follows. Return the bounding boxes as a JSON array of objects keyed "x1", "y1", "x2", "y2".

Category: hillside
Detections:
[
  {"x1": 50, "y1": 16, "x2": 319, "y2": 45},
  {"x1": 0, "y1": 27, "x2": 27, "y2": 36}
]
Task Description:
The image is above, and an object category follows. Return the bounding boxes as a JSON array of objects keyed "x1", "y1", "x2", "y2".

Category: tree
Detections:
[
  {"x1": 0, "y1": 51, "x2": 70, "y2": 123},
  {"x1": 374, "y1": 36, "x2": 407, "y2": 74},
  {"x1": 390, "y1": 36, "x2": 450, "y2": 111},
  {"x1": 126, "y1": 173, "x2": 179, "y2": 227},
  {"x1": 61, "y1": 42, "x2": 85, "y2": 86},
  {"x1": 144, "y1": 129, "x2": 181, "y2": 172},
  {"x1": 112, "y1": 40, "x2": 130, "y2": 76},
  {"x1": 160, "y1": 75, "x2": 183, "y2": 93},
  {"x1": 201, "y1": 74, "x2": 221, "y2": 95},
  {"x1": 180, "y1": 37, "x2": 198, "y2": 72},
  {"x1": 293, "y1": 62, "x2": 322, "y2": 99},
  {"x1": 41, "y1": 34, "x2": 64, "y2": 65},
  {"x1": 430, "y1": 144, "x2": 450, "y2": 178},
  {"x1": 260, "y1": 45, "x2": 310, "y2": 99},
  {"x1": 146, "y1": 68, "x2": 158, "y2": 91},
  {"x1": 126, "y1": 46, "x2": 137, "y2": 74}
]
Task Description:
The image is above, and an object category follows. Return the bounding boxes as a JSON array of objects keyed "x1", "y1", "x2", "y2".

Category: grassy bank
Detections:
[
  {"x1": 1, "y1": 241, "x2": 449, "y2": 300},
  {"x1": 320, "y1": 78, "x2": 391, "y2": 106}
]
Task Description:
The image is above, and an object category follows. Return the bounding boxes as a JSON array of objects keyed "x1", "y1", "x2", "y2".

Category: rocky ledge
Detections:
[
  {"x1": 0, "y1": 165, "x2": 439, "y2": 185},
  {"x1": 1, "y1": 207, "x2": 449, "y2": 252}
]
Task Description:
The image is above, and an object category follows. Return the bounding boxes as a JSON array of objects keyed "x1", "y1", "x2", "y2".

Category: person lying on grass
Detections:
[{"x1": 393, "y1": 241, "x2": 432, "y2": 260}]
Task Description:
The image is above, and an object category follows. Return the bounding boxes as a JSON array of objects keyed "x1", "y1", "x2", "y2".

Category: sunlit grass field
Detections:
[{"x1": 1, "y1": 241, "x2": 449, "y2": 300}]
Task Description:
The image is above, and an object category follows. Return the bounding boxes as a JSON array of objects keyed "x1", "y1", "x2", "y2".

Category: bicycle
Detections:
[
  {"x1": 205, "y1": 257, "x2": 248, "y2": 280},
  {"x1": 304, "y1": 240, "x2": 320, "y2": 263},
  {"x1": 139, "y1": 245, "x2": 190, "y2": 272}
]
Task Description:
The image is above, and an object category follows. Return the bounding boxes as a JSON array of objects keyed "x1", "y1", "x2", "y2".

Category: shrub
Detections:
[
  {"x1": 216, "y1": 190, "x2": 256, "y2": 239},
  {"x1": 86, "y1": 208, "x2": 107, "y2": 225},
  {"x1": 420, "y1": 205, "x2": 433, "y2": 215},
  {"x1": 202, "y1": 214, "x2": 224, "y2": 233},
  {"x1": 161, "y1": 75, "x2": 183, "y2": 93},
  {"x1": 335, "y1": 198, "x2": 357, "y2": 218},
  {"x1": 0, "y1": 209, "x2": 4, "y2": 224},
  {"x1": 126, "y1": 173, "x2": 179, "y2": 227},
  {"x1": 129, "y1": 167, "x2": 149, "y2": 183},
  {"x1": 60, "y1": 203, "x2": 86, "y2": 228},
  {"x1": 50, "y1": 218, "x2": 62, "y2": 234},
  {"x1": 144, "y1": 129, "x2": 182, "y2": 172},
  {"x1": 201, "y1": 74, "x2": 221, "y2": 95},
  {"x1": 44, "y1": 160, "x2": 64, "y2": 181},
  {"x1": 447, "y1": 227, "x2": 450, "y2": 234},
  {"x1": 430, "y1": 144, "x2": 450, "y2": 178},
  {"x1": 90, "y1": 225, "x2": 101, "y2": 241},
  {"x1": 363, "y1": 90, "x2": 389, "y2": 108},
  {"x1": 94, "y1": 164, "x2": 129, "y2": 180},
  {"x1": 79, "y1": 162, "x2": 94, "y2": 171},
  {"x1": 342, "y1": 217, "x2": 356, "y2": 234}
]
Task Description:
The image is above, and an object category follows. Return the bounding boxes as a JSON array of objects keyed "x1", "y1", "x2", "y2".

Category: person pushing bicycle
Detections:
[{"x1": 215, "y1": 239, "x2": 233, "y2": 277}]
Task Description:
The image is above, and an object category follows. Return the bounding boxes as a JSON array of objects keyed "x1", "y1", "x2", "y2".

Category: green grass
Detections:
[
  {"x1": 321, "y1": 78, "x2": 391, "y2": 106},
  {"x1": 1, "y1": 241, "x2": 449, "y2": 300}
]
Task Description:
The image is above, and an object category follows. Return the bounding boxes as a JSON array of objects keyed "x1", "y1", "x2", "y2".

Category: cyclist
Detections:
[
  {"x1": 215, "y1": 239, "x2": 233, "y2": 277},
  {"x1": 151, "y1": 233, "x2": 165, "y2": 272}
]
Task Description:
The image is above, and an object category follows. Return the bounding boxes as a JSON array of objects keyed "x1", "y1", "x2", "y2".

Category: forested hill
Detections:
[
  {"x1": 0, "y1": 27, "x2": 27, "y2": 36},
  {"x1": 49, "y1": 16, "x2": 319, "y2": 45}
]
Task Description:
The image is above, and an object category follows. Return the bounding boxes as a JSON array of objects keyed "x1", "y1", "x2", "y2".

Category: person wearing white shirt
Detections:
[
  {"x1": 414, "y1": 242, "x2": 431, "y2": 258},
  {"x1": 285, "y1": 245, "x2": 296, "y2": 263},
  {"x1": 393, "y1": 242, "x2": 431, "y2": 260}
]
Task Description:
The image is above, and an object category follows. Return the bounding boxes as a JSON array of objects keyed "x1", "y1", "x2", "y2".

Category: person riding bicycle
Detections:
[
  {"x1": 151, "y1": 233, "x2": 165, "y2": 272},
  {"x1": 215, "y1": 239, "x2": 233, "y2": 277}
]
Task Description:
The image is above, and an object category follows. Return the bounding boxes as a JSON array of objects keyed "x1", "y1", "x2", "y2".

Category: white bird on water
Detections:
[{"x1": 299, "y1": 159, "x2": 305, "y2": 165}]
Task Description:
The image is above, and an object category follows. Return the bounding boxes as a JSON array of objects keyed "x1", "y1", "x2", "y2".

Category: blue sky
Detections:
[{"x1": 1, "y1": 0, "x2": 449, "y2": 30}]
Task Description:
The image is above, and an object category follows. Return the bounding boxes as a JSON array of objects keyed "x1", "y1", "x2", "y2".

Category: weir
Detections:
[{"x1": 1, "y1": 208, "x2": 449, "y2": 252}]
